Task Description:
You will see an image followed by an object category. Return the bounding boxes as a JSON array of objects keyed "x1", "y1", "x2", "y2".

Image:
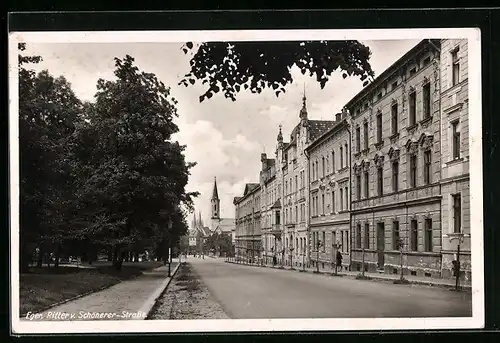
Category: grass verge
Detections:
[{"x1": 20, "y1": 261, "x2": 163, "y2": 315}]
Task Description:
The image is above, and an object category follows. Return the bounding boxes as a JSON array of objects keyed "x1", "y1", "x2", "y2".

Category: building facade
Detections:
[
  {"x1": 306, "y1": 111, "x2": 351, "y2": 271},
  {"x1": 259, "y1": 153, "x2": 281, "y2": 264},
  {"x1": 346, "y1": 39, "x2": 444, "y2": 277},
  {"x1": 234, "y1": 183, "x2": 261, "y2": 262},
  {"x1": 275, "y1": 95, "x2": 337, "y2": 267},
  {"x1": 439, "y1": 38, "x2": 471, "y2": 280}
]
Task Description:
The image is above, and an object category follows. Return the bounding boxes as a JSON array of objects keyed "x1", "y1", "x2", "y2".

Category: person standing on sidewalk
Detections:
[{"x1": 336, "y1": 251, "x2": 343, "y2": 273}]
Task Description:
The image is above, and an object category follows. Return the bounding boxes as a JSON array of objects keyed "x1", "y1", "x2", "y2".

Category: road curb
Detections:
[
  {"x1": 141, "y1": 263, "x2": 181, "y2": 319},
  {"x1": 224, "y1": 260, "x2": 471, "y2": 291}
]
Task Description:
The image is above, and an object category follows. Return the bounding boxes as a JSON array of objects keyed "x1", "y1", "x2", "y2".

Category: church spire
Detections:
[
  {"x1": 192, "y1": 211, "x2": 197, "y2": 228},
  {"x1": 212, "y1": 176, "x2": 219, "y2": 200},
  {"x1": 277, "y1": 124, "x2": 283, "y2": 143},
  {"x1": 199, "y1": 211, "x2": 203, "y2": 227},
  {"x1": 211, "y1": 176, "x2": 220, "y2": 220}
]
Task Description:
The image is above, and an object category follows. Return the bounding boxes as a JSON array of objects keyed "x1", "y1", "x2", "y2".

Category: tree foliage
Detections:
[
  {"x1": 179, "y1": 40, "x2": 375, "y2": 102},
  {"x1": 18, "y1": 46, "x2": 198, "y2": 272},
  {"x1": 19, "y1": 43, "x2": 84, "y2": 270},
  {"x1": 204, "y1": 232, "x2": 233, "y2": 256}
]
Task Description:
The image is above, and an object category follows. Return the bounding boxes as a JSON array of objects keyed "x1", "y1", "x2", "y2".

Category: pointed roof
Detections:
[
  {"x1": 212, "y1": 177, "x2": 219, "y2": 200},
  {"x1": 198, "y1": 211, "x2": 202, "y2": 226},
  {"x1": 299, "y1": 86, "x2": 308, "y2": 119}
]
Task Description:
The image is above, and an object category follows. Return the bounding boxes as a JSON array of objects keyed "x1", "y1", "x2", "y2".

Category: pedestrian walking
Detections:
[{"x1": 336, "y1": 251, "x2": 343, "y2": 273}]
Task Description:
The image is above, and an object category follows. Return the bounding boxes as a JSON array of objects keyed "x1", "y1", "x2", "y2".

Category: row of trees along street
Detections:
[
  {"x1": 19, "y1": 44, "x2": 199, "y2": 271},
  {"x1": 18, "y1": 40, "x2": 374, "y2": 272}
]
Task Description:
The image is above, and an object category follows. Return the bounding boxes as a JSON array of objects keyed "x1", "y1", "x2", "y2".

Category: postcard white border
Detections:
[{"x1": 9, "y1": 28, "x2": 484, "y2": 334}]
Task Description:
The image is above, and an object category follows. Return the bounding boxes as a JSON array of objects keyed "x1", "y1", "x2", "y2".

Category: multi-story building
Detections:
[
  {"x1": 305, "y1": 110, "x2": 351, "y2": 271},
  {"x1": 259, "y1": 152, "x2": 281, "y2": 264},
  {"x1": 439, "y1": 39, "x2": 471, "y2": 280},
  {"x1": 275, "y1": 94, "x2": 337, "y2": 267},
  {"x1": 234, "y1": 183, "x2": 261, "y2": 262},
  {"x1": 345, "y1": 39, "x2": 444, "y2": 277}
]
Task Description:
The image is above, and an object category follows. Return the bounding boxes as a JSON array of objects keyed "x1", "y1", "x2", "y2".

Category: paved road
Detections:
[{"x1": 188, "y1": 257, "x2": 472, "y2": 319}]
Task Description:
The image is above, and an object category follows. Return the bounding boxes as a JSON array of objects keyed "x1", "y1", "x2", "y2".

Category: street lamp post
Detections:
[
  {"x1": 289, "y1": 245, "x2": 295, "y2": 270},
  {"x1": 167, "y1": 218, "x2": 172, "y2": 277},
  {"x1": 449, "y1": 233, "x2": 469, "y2": 291}
]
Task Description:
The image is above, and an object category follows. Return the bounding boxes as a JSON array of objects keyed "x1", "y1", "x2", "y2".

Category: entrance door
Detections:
[{"x1": 376, "y1": 222, "x2": 385, "y2": 270}]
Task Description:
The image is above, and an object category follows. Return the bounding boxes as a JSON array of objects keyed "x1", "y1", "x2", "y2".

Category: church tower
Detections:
[{"x1": 211, "y1": 177, "x2": 220, "y2": 220}]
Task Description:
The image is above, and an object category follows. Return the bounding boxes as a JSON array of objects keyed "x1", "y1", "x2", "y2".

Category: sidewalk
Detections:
[
  {"x1": 22, "y1": 263, "x2": 180, "y2": 321},
  {"x1": 224, "y1": 258, "x2": 472, "y2": 290}
]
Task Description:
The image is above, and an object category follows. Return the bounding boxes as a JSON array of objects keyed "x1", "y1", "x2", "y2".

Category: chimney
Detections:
[{"x1": 335, "y1": 113, "x2": 341, "y2": 122}]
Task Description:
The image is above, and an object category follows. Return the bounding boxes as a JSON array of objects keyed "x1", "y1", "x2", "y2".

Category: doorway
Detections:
[{"x1": 376, "y1": 222, "x2": 385, "y2": 270}]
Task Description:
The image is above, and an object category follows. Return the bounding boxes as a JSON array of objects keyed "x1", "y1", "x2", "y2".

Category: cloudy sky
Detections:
[{"x1": 23, "y1": 38, "x2": 420, "y2": 225}]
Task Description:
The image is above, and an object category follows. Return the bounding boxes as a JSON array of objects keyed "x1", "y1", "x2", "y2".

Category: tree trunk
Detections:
[
  {"x1": 36, "y1": 247, "x2": 43, "y2": 268},
  {"x1": 113, "y1": 244, "x2": 123, "y2": 270},
  {"x1": 54, "y1": 244, "x2": 60, "y2": 268},
  {"x1": 107, "y1": 248, "x2": 113, "y2": 261}
]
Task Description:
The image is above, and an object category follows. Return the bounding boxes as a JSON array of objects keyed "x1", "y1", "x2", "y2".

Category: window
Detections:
[
  {"x1": 392, "y1": 81, "x2": 398, "y2": 90},
  {"x1": 377, "y1": 92, "x2": 382, "y2": 101},
  {"x1": 285, "y1": 181, "x2": 288, "y2": 195},
  {"x1": 411, "y1": 220, "x2": 418, "y2": 251},
  {"x1": 409, "y1": 91, "x2": 417, "y2": 126},
  {"x1": 321, "y1": 157, "x2": 325, "y2": 177},
  {"x1": 377, "y1": 166, "x2": 383, "y2": 196},
  {"x1": 356, "y1": 126, "x2": 361, "y2": 152},
  {"x1": 452, "y1": 49, "x2": 460, "y2": 86},
  {"x1": 423, "y1": 82, "x2": 431, "y2": 119},
  {"x1": 332, "y1": 151, "x2": 336, "y2": 172},
  {"x1": 356, "y1": 174, "x2": 362, "y2": 199},
  {"x1": 345, "y1": 186, "x2": 348, "y2": 209},
  {"x1": 392, "y1": 161, "x2": 399, "y2": 192},
  {"x1": 409, "y1": 155, "x2": 417, "y2": 188},
  {"x1": 295, "y1": 175, "x2": 298, "y2": 191},
  {"x1": 424, "y1": 150, "x2": 432, "y2": 184},
  {"x1": 453, "y1": 193, "x2": 462, "y2": 233},
  {"x1": 410, "y1": 67, "x2": 417, "y2": 76},
  {"x1": 356, "y1": 224, "x2": 362, "y2": 248},
  {"x1": 391, "y1": 103, "x2": 398, "y2": 135},
  {"x1": 340, "y1": 146, "x2": 343, "y2": 168},
  {"x1": 345, "y1": 144, "x2": 348, "y2": 166},
  {"x1": 423, "y1": 56, "x2": 431, "y2": 66},
  {"x1": 295, "y1": 205, "x2": 298, "y2": 222},
  {"x1": 332, "y1": 191, "x2": 336, "y2": 213},
  {"x1": 363, "y1": 121, "x2": 369, "y2": 150},
  {"x1": 340, "y1": 188, "x2": 344, "y2": 211},
  {"x1": 452, "y1": 121, "x2": 461, "y2": 159},
  {"x1": 364, "y1": 171, "x2": 369, "y2": 198},
  {"x1": 376, "y1": 113, "x2": 382, "y2": 143},
  {"x1": 364, "y1": 223, "x2": 370, "y2": 249},
  {"x1": 425, "y1": 219, "x2": 433, "y2": 252},
  {"x1": 321, "y1": 194, "x2": 325, "y2": 215},
  {"x1": 393, "y1": 221, "x2": 400, "y2": 250},
  {"x1": 322, "y1": 232, "x2": 326, "y2": 252},
  {"x1": 316, "y1": 162, "x2": 319, "y2": 181}
]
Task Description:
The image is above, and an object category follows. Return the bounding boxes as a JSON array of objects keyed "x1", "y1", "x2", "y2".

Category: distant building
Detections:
[
  {"x1": 305, "y1": 110, "x2": 351, "y2": 271},
  {"x1": 187, "y1": 211, "x2": 211, "y2": 255},
  {"x1": 259, "y1": 151, "x2": 279, "y2": 264},
  {"x1": 209, "y1": 177, "x2": 236, "y2": 251},
  {"x1": 234, "y1": 183, "x2": 261, "y2": 261}
]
